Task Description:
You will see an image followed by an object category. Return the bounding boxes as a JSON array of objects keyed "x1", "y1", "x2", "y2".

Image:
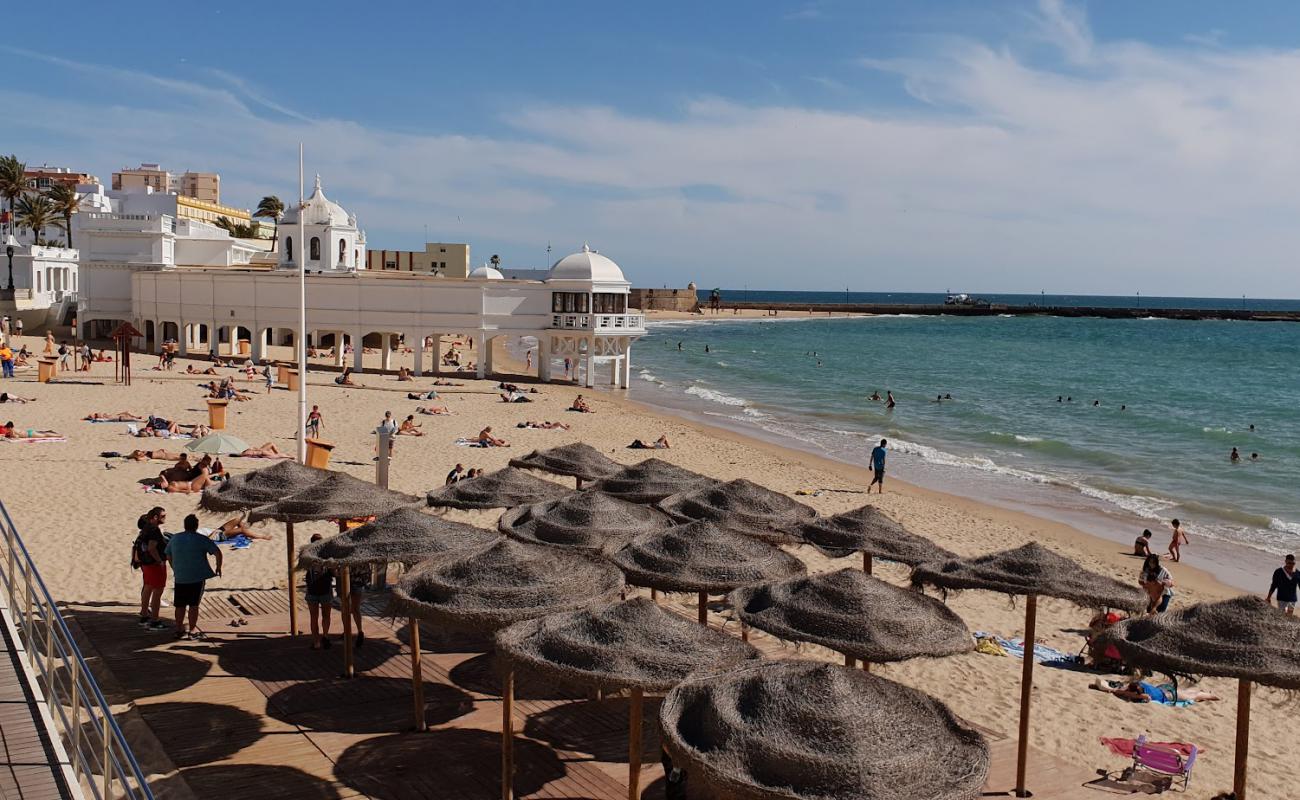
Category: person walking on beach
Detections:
[
  {"x1": 375, "y1": 411, "x2": 397, "y2": 458},
  {"x1": 165, "y1": 514, "x2": 223, "y2": 640},
  {"x1": 133, "y1": 507, "x2": 170, "y2": 630},
  {"x1": 869, "y1": 439, "x2": 887, "y2": 494},
  {"x1": 57, "y1": 341, "x2": 70, "y2": 371},
  {"x1": 0, "y1": 344, "x2": 12, "y2": 379},
  {"x1": 1267, "y1": 554, "x2": 1300, "y2": 615},
  {"x1": 306, "y1": 405, "x2": 323, "y2": 438},
  {"x1": 304, "y1": 534, "x2": 334, "y2": 649},
  {"x1": 1166, "y1": 519, "x2": 1188, "y2": 562},
  {"x1": 1139, "y1": 554, "x2": 1174, "y2": 614}
]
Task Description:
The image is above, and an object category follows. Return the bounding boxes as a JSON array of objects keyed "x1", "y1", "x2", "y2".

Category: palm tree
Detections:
[
  {"x1": 214, "y1": 216, "x2": 257, "y2": 238},
  {"x1": 46, "y1": 183, "x2": 81, "y2": 249},
  {"x1": 0, "y1": 155, "x2": 27, "y2": 239},
  {"x1": 254, "y1": 195, "x2": 284, "y2": 250},
  {"x1": 490, "y1": 254, "x2": 501, "y2": 271},
  {"x1": 15, "y1": 194, "x2": 59, "y2": 245}
]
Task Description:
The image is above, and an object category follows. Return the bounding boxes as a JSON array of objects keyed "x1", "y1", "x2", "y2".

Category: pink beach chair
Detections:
[{"x1": 1132, "y1": 735, "x2": 1197, "y2": 791}]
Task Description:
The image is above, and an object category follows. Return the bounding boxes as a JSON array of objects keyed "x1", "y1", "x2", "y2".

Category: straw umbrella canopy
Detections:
[
  {"x1": 393, "y1": 539, "x2": 624, "y2": 799},
  {"x1": 509, "y1": 442, "x2": 622, "y2": 487},
  {"x1": 911, "y1": 542, "x2": 1146, "y2": 796},
  {"x1": 658, "y1": 478, "x2": 816, "y2": 544},
  {"x1": 197, "y1": 459, "x2": 328, "y2": 513},
  {"x1": 296, "y1": 507, "x2": 500, "y2": 571},
  {"x1": 498, "y1": 491, "x2": 672, "y2": 551},
  {"x1": 1097, "y1": 596, "x2": 1300, "y2": 800},
  {"x1": 604, "y1": 520, "x2": 807, "y2": 625},
  {"x1": 659, "y1": 661, "x2": 990, "y2": 800},
  {"x1": 247, "y1": 471, "x2": 422, "y2": 524},
  {"x1": 497, "y1": 597, "x2": 762, "y2": 798},
  {"x1": 426, "y1": 467, "x2": 572, "y2": 510},
  {"x1": 585, "y1": 458, "x2": 718, "y2": 504},
  {"x1": 730, "y1": 568, "x2": 972, "y2": 668},
  {"x1": 790, "y1": 504, "x2": 955, "y2": 573}
]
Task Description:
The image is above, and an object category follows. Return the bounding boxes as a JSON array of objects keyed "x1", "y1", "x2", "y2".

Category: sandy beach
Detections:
[{"x1": 0, "y1": 331, "x2": 1280, "y2": 799}]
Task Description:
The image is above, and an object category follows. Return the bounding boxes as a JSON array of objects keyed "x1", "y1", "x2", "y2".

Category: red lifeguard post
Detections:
[{"x1": 110, "y1": 322, "x2": 143, "y2": 386}]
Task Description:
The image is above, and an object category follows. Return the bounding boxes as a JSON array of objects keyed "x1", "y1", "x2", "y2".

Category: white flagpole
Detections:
[{"x1": 296, "y1": 143, "x2": 308, "y2": 464}]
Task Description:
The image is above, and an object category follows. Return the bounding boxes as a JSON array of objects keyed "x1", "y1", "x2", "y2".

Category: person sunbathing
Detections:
[
  {"x1": 85, "y1": 411, "x2": 142, "y2": 421},
  {"x1": 407, "y1": 389, "x2": 440, "y2": 401},
  {"x1": 416, "y1": 405, "x2": 451, "y2": 415},
  {"x1": 334, "y1": 368, "x2": 360, "y2": 387},
  {"x1": 397, "y1": 415, "x2": 424, "y2": 436},
  {"x1": 146, "y1": 416, "x2": 181, "y2": 434},
  {"x1": 500, "y1": 391, "x2": 532, "y2": 403},
  {"x1": 517, "y1": 420, "x2": 570, "y2": 430},
  {"x1": 2, "y1": 422, "x2": 60, "y2": 439},
  {"x1": 1092, "y1": 678, "x2": 1220, "y2": 704},
  {"x1": 431, "y1": 379, "x2": 462, "y2": 386},
  {"x1": 154, "y1": 470, "x2": 213, "y2": 494},
  {"x1": 396, "y1": 367, "x2": 414, "y2": 382},
  {"x1": 629, "y1": 435, "x2": 671, "y2": 449},
  {"x1": 477, "y1": 426, "x2": 509, "y2": 447},
  {"x1": 2, "y1": 393, "x2": 36, "y2": 404},
  {"x1": 127, "y1": 448, "x2": 183, "y2": 461},
  {"x1": 210, "y1": 514, "x2": 271, "y2": 541},
  {"x1": 237, "y1": 442, "x2": 293, "y2": 459},
  {"x1": 569, "y1": 395, "x2": 594, "y2": 413},
  {"x1": 186, "y1": 364, "x2": 218, "y2": 375}
]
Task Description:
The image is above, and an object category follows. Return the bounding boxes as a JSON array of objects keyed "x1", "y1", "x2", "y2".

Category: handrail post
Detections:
[
  {"x1": 102, "y1": 710, "x2": 112, "y2": 799},
  {"x1": 70, "y1": 655, "x2": 81, "y2": 787},
  {"x1": 24, "y1": 566, "x2": 35, "y2": 670}
]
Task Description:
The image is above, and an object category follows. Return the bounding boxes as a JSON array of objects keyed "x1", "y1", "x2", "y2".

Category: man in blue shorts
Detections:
[
  {"x1": 869, "y1": 439, "x2": 887, "y2": 494},
  {"x1": 165, "y1": 514, "x2": 223, "y2": 640}
]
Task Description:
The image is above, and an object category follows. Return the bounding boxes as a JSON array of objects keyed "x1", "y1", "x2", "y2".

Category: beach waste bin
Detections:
[
  {"x1": 276, "y1": 362, "x2": 290, "y2": 385},
  {"x1": 305, "y1": 438, "x2": 334, "y2": 469},
  {"x1": 286, "y1": 368, "x2": 300, "y2": 392},
  {"x1": 238, "y1": 339, "x2": 250, "y2": 356},
  {"x1": 37, "y1": 358, "x2": 57, "y2": 383},
  {"x1": 206, "y1": 398, "x2": 230, "y2": 430}
]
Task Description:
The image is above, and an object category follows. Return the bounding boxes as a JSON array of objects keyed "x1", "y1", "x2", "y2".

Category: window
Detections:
[
  {"x1": 385, "y1": 260, "x2": 397, "y2": 269},
  {"x1": 552, "y1": 292, "x2": 590, "y2": 313},
  {"x1": 36, "y1": 273, "x2": 41, "y2": 293},
  {"x1": 593, "y1": 293, "x2": 627, "y2": 314},
  {"x1": 338, "y1": 238, "x2": 347, "y2": 265},
  {"x1": 310, "y1": 237, "x2": 321, "y2": 260},
  {"x1": 285, "y1": 236, "x2": 293, "y2": 260},
  {"x1": 440, "y1": 247, "x2": 446, "y2": 253}
]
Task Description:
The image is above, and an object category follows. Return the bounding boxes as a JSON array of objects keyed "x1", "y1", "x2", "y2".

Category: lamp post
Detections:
[{"x1": 5, "y1": 244, "x2": 13, "y2": 292}]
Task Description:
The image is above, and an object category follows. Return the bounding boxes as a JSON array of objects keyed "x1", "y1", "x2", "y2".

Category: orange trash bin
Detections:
[
  {"x1": 37, "y1": 358, "x2": 57, "y2": 383},
  {"x1": 206, "y1": 398, "x2": 230, "y2": 430},
  {"x1": 305, "y1": 438, "x2": 335, "y2": 469}
]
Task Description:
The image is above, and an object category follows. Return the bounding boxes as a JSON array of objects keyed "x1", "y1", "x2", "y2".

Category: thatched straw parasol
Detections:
[
  {"x1": 604, "y1": 520, "x2": 807, "y2": 626},
  {"x1": 659, "y1": 660, "x2": 990, "y2": 800},
  {"x1": 198, "y1": 459, "x2": 327, "y2": 513},
  {"x1": 197, "y1": 461, "x2": 328, "y2": 641},
  {"x1": 658, "y1": 478, "x2": 816, "y2": 543},
  {"x1": 509, "y1": 442, "x2": 622, "y2": 487},
  {"x1": 911, "y1": 542, "x2": 1146, "y2": 796},
  {"x1": 426, "y1": 467, "x2": 571, "y2": 510},
  {"x1": 250, "y1": 472, "x2": 422, "y2": 678},
  {"x1": 585, "y1": 458, "x2": 718, "y2": 504},
  {"x1": 297, "y1": 507, "x2": 499, "y2": 571},
  {"x1": 790, "y1": 504, "x2": 955, "y2": 573},
  {"x1": 497, "y1": 597, "x2": 761, "y2": 798},
  {"x1": 393, "y1": 539, "x2": 624, "y2": 799},
  {"x1": 498, "y1": 491, "x2": 672, "y2": 551},
  {"x1": 1098, "y1": 596, "x2": 1300, "y2": 800},
  {"x1": 730, "y1": 568, "x2": 971, "y2": 669}
]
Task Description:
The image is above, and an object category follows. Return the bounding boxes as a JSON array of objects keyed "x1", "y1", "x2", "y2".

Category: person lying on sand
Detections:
[
  {"x1": 152, "y1": 469, "x2": 213, "y2": 493},
  {"x1": 186, "y1": 364, "x2": 218, "y2": 375},
  {"x1": 431, "y1": 379, "x2": 463, "y2": 387},
  {"x1": 210, "y1": 514, "x2": 271, "y2": 542},
  {"x1": 415, "y1": 405, "x2": 451, "y2": 415},
  {"x1": 517, "y1": 421, "x2": 570, "y2": 430},
  {"x1": 1, "y1": 393, "x2": 36, "y2": 404},
  {"x1": 85, "y1": 411, "x2": 142, "y2": 421},
  {"x1": 407, "y1": 390, "x2": 440, "y2": 401},
  {"x1": 93, "y1": 350, "x2": 112, "y2": 363},
  {"x1": 237, "y1": 442, "x2": 293, "y2": 459},
  {"x1": 334, "y1": 368, "x2": 360, "y2": 387},
  {"x1": 477, "y1": 426, "x2": 509, "y2": 447},
  {"x1": 1091, "y1": 677, "x2": 1219, "y2": 704},
  {"x1": 569, "y1": 395, "x2": 594, "y2": 413},
  {"x1": 628, "y1": 435, "x2": 671, "y2": 450},
  {"x1": 398, "y1": 415, "x2": 424, "y2": 436},
  {"x1": 146, "y1": 416, "x2": 181, "y2": 434},
  {"x1": 128, "y1": 448, "x2": 184, "y2": 461},
  {"x1": 2, "y1": 422, "x2": 61, "y2": 439},
  {"x1": 500, "y1": 391, "x2": 532, "y2": 403}
]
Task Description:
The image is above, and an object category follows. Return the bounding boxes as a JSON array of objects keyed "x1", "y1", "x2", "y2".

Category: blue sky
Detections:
[{"x1": 7, "y1": 0, "x2": 1300, "y2": 296}]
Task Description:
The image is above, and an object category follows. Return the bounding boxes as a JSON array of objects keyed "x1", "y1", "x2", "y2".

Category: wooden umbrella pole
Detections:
[
  {"x1": 576, "y1": 477, "x2": 584, "y2": 490},
  {"x1": 650, "y1": 589, "x2": 658, "y2": 601},
  {"x1": 697, "y1": 591, "x2": 708, "y2": 626},
  {"x1": 1014, "y1": 594, "x2": 1038, "y2": 798},
  {"x1": 741, "y1": 623, "x2": 749, "y2": 643},
  {"x1": 843, "y1": 654, "x2": 856, "y2": 668},
  {"x1": 1234, "y1": 679, "x2": 1252, "y2": 800},
  {"x1": 862, "y1": 661, "x2": 871, "y2": 672},
  {"x1": 502, "y1": 666, "x2": 515, "y2": 800},
  {"x1": 340, "y1": 566, "x2": 354, "y2": 679},
  {"x1": 628, "y1": 687, "x2": 644, "y2": 800},
  {"x1": 286, "y1": 522, "x2": 298, "y2": 636},
  {"x1": 409, "y1": 618, "x2": 426, "y2": 732},
  {"x1": 863, "y1": 551, "x2": 872, "y2": 575}
]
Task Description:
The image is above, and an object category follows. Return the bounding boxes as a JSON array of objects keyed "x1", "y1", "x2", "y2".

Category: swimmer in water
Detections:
[
  {"x1": 1057, "y1": 396, "x2": 1063, "y2": 402},
  {"x1": 1251, "y1": 452, "x2": 1260, "y2": 461},
  {"x1": 886, "y1": 391, "x2": 896, "y2": 410},
  {"x1": 1121, "y1": 405, "x2": 1127, "y2": 411},
  {"x1": 1249, "y1": 424, "x2": 1256, "y2": 432},
  {"x1": 1230, "y1": 447, "x2": 1240, "y2": 462},
  {"x1": 869, "y1": 391, "x2": 882, "y2": 401},
  {"x1": 1093, "y1": 399, "x2": 1100, "y2": 407},
  {"x1": 704, "y1": 345, "x2": 710, "y2": 353}
]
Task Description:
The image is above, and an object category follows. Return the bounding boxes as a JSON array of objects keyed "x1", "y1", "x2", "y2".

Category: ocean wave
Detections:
[
  {"x1": 716, "y1": 361, "x2": 729, "y2": 367},
  {"x1": 888, "y1": 439, "x2": 1054, "y2": 485},
  {"x1": 685, "y1": 384, "x2": 748, "y2": 407},
  {"x1": 989, "y1": 430, "x2": 1043, "y2": 443},
  {"x1": 1270, "y1": 518, "x2": 1300, "y2": 536},
  {"x1": 1075, "y1": 484, "x2": 1178, "y2": 520},
  {"x1": 638, "y1": 370, "x2": 659, "y2": 383},
  {"x1": 742, "y1": 407, "x2": 767, "y2": 418}
]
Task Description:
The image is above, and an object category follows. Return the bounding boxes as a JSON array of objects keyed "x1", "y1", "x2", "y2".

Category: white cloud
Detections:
[{"x1": 5, "y1": 4, "x2": 1300, "y2": 297}]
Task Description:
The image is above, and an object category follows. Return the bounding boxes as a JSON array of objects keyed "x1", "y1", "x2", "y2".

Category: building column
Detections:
[
  {"x1": 334, "y1": 331, "x2": 346, "y2": 367},
  {"x1": 475, "y1": 332, "x2": 487, "y2": 379},
  {"x1": 178, "y1": 324, "x2": 190, "y2": 356},
  {"x1": 353, "y1": 331, "x2": 365, "y2": 372},
  {"x1": 381, "y1": 333, "x2": 393, "y2": 372},
  {"x1": 537, "y1": 335, "x2": 551, "y2": 382},
  {"x1": 610, "y1": 351, "x2": 619, "y2": 386},
  {"x1": 429, "y1": 332, "x2": 441, "y2": 375},
  {"x1": 253, "y1": 327, "x2": 269, "y2": 363},
  {"x1": 621, "y1": 340, "x2": 632, "y2": 388},
  {"x1": 209, "y1": 321, "x2": 219, "y2": 356},
  {"x1": 413, "y1": 332, "x2": 424, "y2": 376},
  {"x1": 584, "y1": 337, "x2": 595, "y2": 388},
  {"x1": 483, "y1": 334, "x2": 495, "y2": 375}
]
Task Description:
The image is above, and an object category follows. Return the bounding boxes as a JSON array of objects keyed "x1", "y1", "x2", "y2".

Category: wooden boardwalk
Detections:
[
  {"x1": 66, "y1": 590, "x2": 1099, "y2": 800},
  {"x1": 0, "y1": 616, "x2": 75, "y2": 800}
]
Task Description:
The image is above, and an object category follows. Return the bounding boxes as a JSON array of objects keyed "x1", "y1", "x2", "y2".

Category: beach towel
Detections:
[
  {"x1": 973, "y1": 632, "x2": 1080, "y2": 666},
  {"x1": 973, "y1": 635, "x2": 1006, "y2": 657},
  {"x1": 1, "y1": 436, "x2": 67, "y2": 443},
  {"x1": 454, "y1": 438, "x2": 487, "y2": 447},
  {"x1": 1100, "y1": 738, "x2": 1201, "y2": 758}
]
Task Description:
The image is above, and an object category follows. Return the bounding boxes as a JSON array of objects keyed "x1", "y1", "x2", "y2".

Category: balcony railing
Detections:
[{"x1": 550, "y1": 313, "x2": 645, "y2": 331}]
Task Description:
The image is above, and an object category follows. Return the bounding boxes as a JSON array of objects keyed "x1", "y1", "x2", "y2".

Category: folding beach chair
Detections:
[{"x1": 1132, "y1": 735, "x2": 1197, "y2": 791}]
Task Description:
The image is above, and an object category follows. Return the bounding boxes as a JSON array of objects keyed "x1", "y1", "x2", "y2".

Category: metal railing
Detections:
[
  {"x1": 550, "y1": 313, "x2": 645, "y2": 331},
  {"x1": 0, "y1": 500, "x2": 154, "y2": 800}
]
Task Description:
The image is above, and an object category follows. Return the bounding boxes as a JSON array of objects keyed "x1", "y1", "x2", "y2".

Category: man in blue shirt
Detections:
[
  {"x1": 869, "y1": 439, "x2": 887, "y2": 494},
  {"x1": 165, "y1": 514, "x2": 223, "y2": 640}
]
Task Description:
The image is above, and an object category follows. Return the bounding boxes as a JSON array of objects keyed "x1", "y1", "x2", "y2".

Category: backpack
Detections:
[{"x1": 133, "y1": 531, "x2": 163, "y2": 568}]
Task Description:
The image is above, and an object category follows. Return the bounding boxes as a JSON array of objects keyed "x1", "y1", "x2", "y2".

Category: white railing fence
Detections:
[{"x1": 0, "y1": 501, "x2": 154, "y2": 800}]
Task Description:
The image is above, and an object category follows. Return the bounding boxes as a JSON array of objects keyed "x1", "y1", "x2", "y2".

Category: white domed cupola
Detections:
[
  {"x1": 278, "y1": 175, "x2": 366, "y2": 272},
  {"x1": 469, "y1": 263, "x2": 504, "y2": 280},
  {"x1": 546, "y1": 243, "x2": 628, "y2": 285}
]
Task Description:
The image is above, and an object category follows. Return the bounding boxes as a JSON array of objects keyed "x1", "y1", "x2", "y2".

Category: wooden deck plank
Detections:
[{"x1": 0, "y1": 616, "x2": 74, "y2": 800}]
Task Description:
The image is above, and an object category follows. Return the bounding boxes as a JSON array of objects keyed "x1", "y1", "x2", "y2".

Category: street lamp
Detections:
[{"x1": 5, "y1": 244, "x2": 14, "y2": 292}]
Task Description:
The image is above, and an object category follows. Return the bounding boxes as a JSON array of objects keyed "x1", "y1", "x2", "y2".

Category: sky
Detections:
[{"x1": 6, "y1": 0, "x2": 1300, "y2": 297}]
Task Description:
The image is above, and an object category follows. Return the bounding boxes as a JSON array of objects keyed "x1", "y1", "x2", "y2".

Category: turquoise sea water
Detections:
[{"x1": 629, "y1": 315, "x2": 1300, "y2": 564}]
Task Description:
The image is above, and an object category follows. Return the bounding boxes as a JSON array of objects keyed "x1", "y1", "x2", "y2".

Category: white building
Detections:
[
  {"x1": 1, "y1": 236, "x2": 79, "y2": 331},
  {"x1": 117, "y1": 179, "x2": 644, "y2": 386}
]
